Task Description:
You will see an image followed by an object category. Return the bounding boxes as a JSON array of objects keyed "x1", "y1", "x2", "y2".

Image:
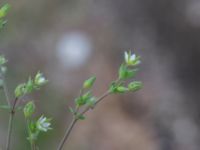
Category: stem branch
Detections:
[
  {"x1": 56, "y1": 90, "x2": 111, "y2": 150},
  {"x1": 6, "y1": 97, "x2": 18, "y2": 150}
]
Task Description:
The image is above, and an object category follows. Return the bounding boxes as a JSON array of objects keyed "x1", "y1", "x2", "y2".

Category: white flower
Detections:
[
  {"x1": 36, "y1": 116, "x2": 52, "y2": 132},
  {"x1": 34, "y1": 72, "x2": 48, "y2": 86},
  {"x1": 124, "y1": 51, "x2": 140, "y2": 66},
  {"x1": 37, "y1": 77, "x2": 45, "y2": 84}
]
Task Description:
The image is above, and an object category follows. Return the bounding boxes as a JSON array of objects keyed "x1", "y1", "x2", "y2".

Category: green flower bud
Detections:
[
  {"x1": 75, "y1": 91, "x2": 92, "y2": 107},
  {"x1": 0, "y1": 66, "x2": 7, "y2": 74},
  {"x1": 83, "y1": 76, "x2": 96, "y2": 89},
  {"x1": 0, "y1": 55, "x2": 7, "y2": 65},
  {"x1": 128, "y1": 81, "x2": 143, "y2": 92},
  {"x1": 116, "y1": 86, "x2": 129, "y2": 93},
  {"x1": 14, "y1": 83, "x2": 26, "y2": 98},
  {"x1": 24, "y1": 101, "x2": 35, "y2": 118},
  {"x1": 0, "y1": 4, "x2": 10, "y2": 18}
]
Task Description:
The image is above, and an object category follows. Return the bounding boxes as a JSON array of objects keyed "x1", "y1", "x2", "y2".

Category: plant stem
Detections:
[
  {"x1": 56, "y1": 117, "x2": 78, "y2": 150},
  {"x1": 56, "y1": 90, "x2": 111, "y2": 150},
  {"x1": 6, "y1": 97, "x2": 18, "y2": 150},
  {"x1": 31, "y1": 140, "x2": 36, "y2": 150},
  {"x1": 2, "y1": 77, "x2": 11, "y2": 106}
]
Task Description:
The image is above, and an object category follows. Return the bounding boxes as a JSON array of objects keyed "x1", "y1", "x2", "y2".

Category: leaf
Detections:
[
  {"x1": 76, "y1": 113, "x2": 85, "y2": 120},
  {"x1": 0, "y1": 105, "x2": 11, "y2": 110},
  {"x1": 68, "y1": 107, "x2": 75, "y2": 114}
]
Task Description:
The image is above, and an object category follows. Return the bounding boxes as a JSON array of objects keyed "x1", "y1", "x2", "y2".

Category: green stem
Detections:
[
  {"x1": 31, "y1": 140, "x2": 36, "y2": 150},
  {"x1": 6, "y1": 97, "x2": 18, "y2": 150},
  {"x1": 56, "y1": 117, "x2": 77, "y2": 150},
  {"x1": 2, "y1": 77, "x2": 11, "y2": 106},
  {"x1": 56, "y1": 90, "x2": 111, "y2": 150}
]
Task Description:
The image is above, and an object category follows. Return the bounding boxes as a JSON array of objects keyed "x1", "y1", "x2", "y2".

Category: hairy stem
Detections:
[
  {"x1": 6, "y1": 97, "x2": 18, "y2": 150},
  {"x1": 56, "y1": 90, "x2": 111, "y2": 150}
]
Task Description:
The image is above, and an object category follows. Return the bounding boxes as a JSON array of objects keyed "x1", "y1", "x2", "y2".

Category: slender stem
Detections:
[
  {"x1": 6, "y1": 112, "x2": 14, "y2": 150},
  {"x1": 80, "y1": 90, "x2": 111, "y2": 115},
  {"x1": 6, "y1": 97, "x2": 18, "y2": 150},
  {"x1": 31, "y1": 140, "x2": 36, "y2": 150},
  {"x1": 56, "y1": 118, "x2": 77, "y2": 150},
  {"x1": 0, "y1": 74, "x2": 11, "y2": 106},
  {"x1": 56, "y1": 90, "x2": 111, "y2": 150},
  {"x1": 3, "y1": 79, "x2": 11, "y2": 106}
]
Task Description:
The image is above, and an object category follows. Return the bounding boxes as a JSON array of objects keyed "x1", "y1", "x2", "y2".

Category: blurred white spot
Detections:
[
  {"x1": 185, "y1": 0, "x2": 200, "y2": 27},
  {"x1": 56, "y1": 31, "x2": 92, "y2": 69}
]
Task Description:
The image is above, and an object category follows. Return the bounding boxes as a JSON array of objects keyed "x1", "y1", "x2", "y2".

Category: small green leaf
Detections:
[
  {"x1": 76, "y1": 113, "x2": 85, "y2": 120},
  {"x1": 83, "y1": 76, "x2": 96, "y2": 89},
  {"x1": 69, "y1": 107, "x2": 75, "y2": 114}
]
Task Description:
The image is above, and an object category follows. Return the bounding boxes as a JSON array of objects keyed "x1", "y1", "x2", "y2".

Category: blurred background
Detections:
[{"x1": 0, "y1": 0, "x2": 200, "y2": 150}]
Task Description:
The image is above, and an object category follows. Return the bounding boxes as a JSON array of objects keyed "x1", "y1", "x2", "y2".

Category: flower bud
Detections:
[
  {"x1": 83, "y1": 76, "x2": 96, "y2": 89},
  {"x1": 23, "y1": 101, "x2": 35, "y2": 118},
  {"x1": 128, "y1": 81, "x2": 143, "y2": 92}
]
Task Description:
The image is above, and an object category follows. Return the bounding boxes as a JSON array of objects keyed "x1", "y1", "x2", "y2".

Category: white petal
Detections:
[
  {"x1": 43, "y1": 122, "x2": 50, "y2": 128},
  {"x1": 124, "y1": 51, "x2": 129, "y2": 62},
  {"x1": 130, "y1": 54, "x2": 136, "y2": 61}
]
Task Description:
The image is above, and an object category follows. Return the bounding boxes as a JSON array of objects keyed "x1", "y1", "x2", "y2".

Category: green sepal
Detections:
[
  {"x1": 23, "y1": 101, "x2": 35, "y2": 118},
  {"x1": 128, "y1": 81, "x2": 143, "y2": 92},
  {"x1": 118, "y1": 64, "x2": 138, "y2": 80}
]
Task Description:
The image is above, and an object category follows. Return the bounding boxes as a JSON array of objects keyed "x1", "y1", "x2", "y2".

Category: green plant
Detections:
[{"x1": 0, "y1": 3, "x2": 143, "y2": 150}]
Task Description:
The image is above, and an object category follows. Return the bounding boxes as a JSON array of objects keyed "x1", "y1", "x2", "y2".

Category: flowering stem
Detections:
[
  {"x1": 6, "y1": 97, "x2": 18, "y2": 150},
  {"x1": 56, "y1": 90, "x2": 111, "y2": 150}
]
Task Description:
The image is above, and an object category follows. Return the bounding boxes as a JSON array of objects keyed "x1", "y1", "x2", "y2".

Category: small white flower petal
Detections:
[
  {"x1": 124, "y1": 51, "x2": 129, "y2": 63},
  {"x1": 130, "y1": 54, "x2": 136, "y2": 61}
]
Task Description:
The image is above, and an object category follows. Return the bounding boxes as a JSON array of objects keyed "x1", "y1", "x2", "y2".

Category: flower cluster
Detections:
[
  {"x1": 15, "y1": 72, "x2": 48, "y2": 98},
  {"x1": 109, "y1": 51, "x2": 142, "y2": 93}
]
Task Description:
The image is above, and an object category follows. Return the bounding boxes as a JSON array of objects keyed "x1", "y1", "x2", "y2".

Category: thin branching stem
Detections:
[
  {"x1": 6, "y1": 97, "x2": 18, "y2": 150},
  {"x1": 56, "y1": 90, "x2": 111, "y2": 150},
  {"x1": 2, "y1": 77, "x2": 11, "y2": 106}
]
